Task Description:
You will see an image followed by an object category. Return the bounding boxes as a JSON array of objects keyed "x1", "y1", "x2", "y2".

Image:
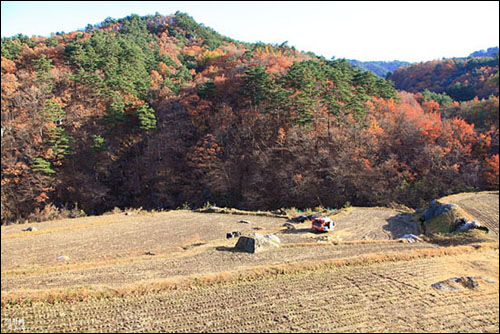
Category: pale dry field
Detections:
[
  {"x1": 1, "y1": 192, "x2": 499, "y2": 332},
  {"x1": 2, "y1": 250, "x2": 498, "y2": 333},
  {"x1": 439, "y1": 191, "x2": 499, "y2": 237}
]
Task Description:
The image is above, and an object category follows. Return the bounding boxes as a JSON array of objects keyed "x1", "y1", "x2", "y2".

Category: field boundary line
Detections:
[
  {"x1": 1, "y1": 239, "x2": 407, "y2": 276},
  {"x1": 2, "y1": 242, "x2": 497, "y2": 307}
]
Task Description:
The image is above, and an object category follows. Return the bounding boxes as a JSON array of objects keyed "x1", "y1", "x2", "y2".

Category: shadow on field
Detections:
[
  {"x1": 281, "y1": 227, "x2": 313, "y2": 235},
  {"x1": 383, "y1": 213, "x2": 418, "y2": 239},
  {"x1": 215, "y1": 246, "x2": 244, "y2": 253}
]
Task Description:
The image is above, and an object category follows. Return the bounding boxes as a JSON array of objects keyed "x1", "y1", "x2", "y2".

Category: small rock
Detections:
[
  {"x1": 465, "y1": 277, "x2": 479, "y2": 289},
  {"x1": 431, "y1": 282, "x2": 459, "y2": 291},
  {"x1": 203, "y1": 206, "x2": 223, "y2": 213},
  {"x1": 283, "y1": 222, "x2": 296, "y2": 230},
  {"x1": 253, "y1": 226, "x2": 264, "y2": 230},
  {"x1": 400, "y1": 234, "x2": 422, "y2": 243},
  {"x1": 226, "y1": 231, "x2": 242, "y2": 238},
  {"x1": 288, "y1": 215, "x2": 308, "y2": 223},
  {"x1": 239, "y1": 220, "x2": 251, "y2": 224},
  {"x1": 264, "y1": 234, "x2": 280, "y2": 244},
  {"x1": 478, "y1": 276, "x2": 495, "y2": 283},
  {"x1": 23, "y1": 226, "x2": 38, "y2": 232},
  {"x1": 145, "y1": 251, "x2": 155, "y2": 256},
  {"x1": 57, "y1": 255, "x2": 70, "y2": 261},
  {"x1": 125, "y1": 212, "x2": 133, "y2": 216}
]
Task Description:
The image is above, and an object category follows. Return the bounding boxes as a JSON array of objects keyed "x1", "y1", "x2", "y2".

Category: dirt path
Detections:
[{"x1": 2, "y1": 250, "x2": 498, "y2": 333}]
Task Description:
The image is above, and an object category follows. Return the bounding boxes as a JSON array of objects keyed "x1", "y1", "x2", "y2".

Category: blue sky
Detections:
[{"x1": 1, "y1": 1, "x2": 499, "y2": 62}]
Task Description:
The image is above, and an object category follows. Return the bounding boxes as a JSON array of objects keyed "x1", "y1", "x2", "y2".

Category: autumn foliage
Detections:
[
  {"x1": 389, "y1": 56, "x2": 499, "y2": 101},
  {"x1": 1, "y1": 13, "x2": 498, "y2": 224}
]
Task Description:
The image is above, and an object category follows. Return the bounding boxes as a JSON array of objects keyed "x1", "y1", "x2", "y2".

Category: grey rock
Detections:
[
  {"x1": 307, "y1": 213, "x2": 322, "y2": 220},
  {"x1": 465, "y1": 277, "x2": 479, "y2": 289},
  {"x1": 478, "y1": 276, "x2": 495, "y2": 283},
  {"x1": 264, "y1": 234, "x2": 280, "y2": 244},
  {"x1": 200, "y1": 206, "x2": 224, "y2": 213},
  {"x1": 400, "y1": 234, "x2": 422, "y2": 243},
  {"x1": 422, "y1": 203, "x2": 458, "y2": 222},
  {"x1": 288, "y1": 215, "x2": 308, "y2": 223},
  {"x1": 23, "y1": 226, "x2": 38, "y2": 232},
  {"x1": 431, "y1": 282, "x2": 459, "y2": 291},
  {"x1": 235, "y1": 233, "x2": 280, "y2": 253}
]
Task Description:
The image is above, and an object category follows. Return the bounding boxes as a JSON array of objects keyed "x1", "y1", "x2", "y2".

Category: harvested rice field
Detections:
[{"x1": 1, "y1": 192, "x2": 498, "y2": 332}]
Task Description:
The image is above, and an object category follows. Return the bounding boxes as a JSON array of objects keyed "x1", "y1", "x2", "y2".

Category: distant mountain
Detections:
[
  {"x1": 388, "y1": 55, "x2": 499, "y2": 101},
  {"x1": 347, "y1": 47, "x2": 500, "y2": 79},
  {"x1": 346, "y1": 59, "x2": 411, "y2": 78},
  {"x1": 469, "y1": 46, "x2": 499, "y2": 58}
]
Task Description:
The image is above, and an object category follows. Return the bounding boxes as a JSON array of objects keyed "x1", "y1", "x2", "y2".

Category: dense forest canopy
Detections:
[
  {"x1": 1, "y1": 12, "x2": 499, "y2": 224},
  {"x1": 388, "y1": 55, "x2": 499, "y2": 101}
]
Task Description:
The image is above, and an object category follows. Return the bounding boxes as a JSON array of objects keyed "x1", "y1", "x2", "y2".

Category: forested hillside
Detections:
[
  {"x1": 388, "y1": 55, "x2": 499, "y2": 101},
  {"x1": 1, "y1": 13, "x2": 498, "y2": 224}
]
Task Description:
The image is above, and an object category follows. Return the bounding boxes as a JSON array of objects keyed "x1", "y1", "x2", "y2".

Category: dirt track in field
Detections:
[{"x1": 2, "y1": 250, "x2": 498, "y2": 333}]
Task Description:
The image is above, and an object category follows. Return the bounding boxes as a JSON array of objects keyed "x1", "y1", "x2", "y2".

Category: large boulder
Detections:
[
  {"x1": 235, "y1": 233, "x2": 280, "y2": 253},
  {"x1": 421, "y1": 202, "x2": 458, "y2": 222}
]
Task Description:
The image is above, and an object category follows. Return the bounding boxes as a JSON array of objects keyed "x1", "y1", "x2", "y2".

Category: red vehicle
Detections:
[{"x1": 311, "y1": 217, "x2": 335, "y2": 233}]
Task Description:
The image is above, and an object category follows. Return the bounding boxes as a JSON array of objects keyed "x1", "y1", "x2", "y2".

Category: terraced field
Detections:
[
  {"x1": 1, "y1": 193, "x2": 499, "y2": 332},
  {"x1": 439, "y1": 192, "x2": 499, "y2": 237},
  {"x1": 2, "y1": 250, "x2": 498, "y2": 332}
]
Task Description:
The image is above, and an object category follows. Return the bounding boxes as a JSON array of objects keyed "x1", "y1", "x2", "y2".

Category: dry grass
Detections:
[
  {"x1": 2, "y1": 242, "x2": 497, "y2": 307},
  {"x1": 1, "y1": 197, "x2": 497, "y2": 332},
  {"x1": 1, "y1": 211, "x2": 287, "y2": 269},
  {"x1": 2, "y1": 248, "x2": 498, "y2": 332},
  {"x1": 437, "y1": 190, "x2": 499, "y2": 204},
  {"x1": 424, "y1": 205, "x2": 475, "y2": 234}
]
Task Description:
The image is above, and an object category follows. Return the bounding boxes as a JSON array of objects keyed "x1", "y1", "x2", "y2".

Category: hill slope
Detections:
[
  {"x1": 388, "y1": 55, "x2": 499, "y2": 101},
  {"x1": 1, "y1": 13, "x2": 498, "y2": 225}
]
